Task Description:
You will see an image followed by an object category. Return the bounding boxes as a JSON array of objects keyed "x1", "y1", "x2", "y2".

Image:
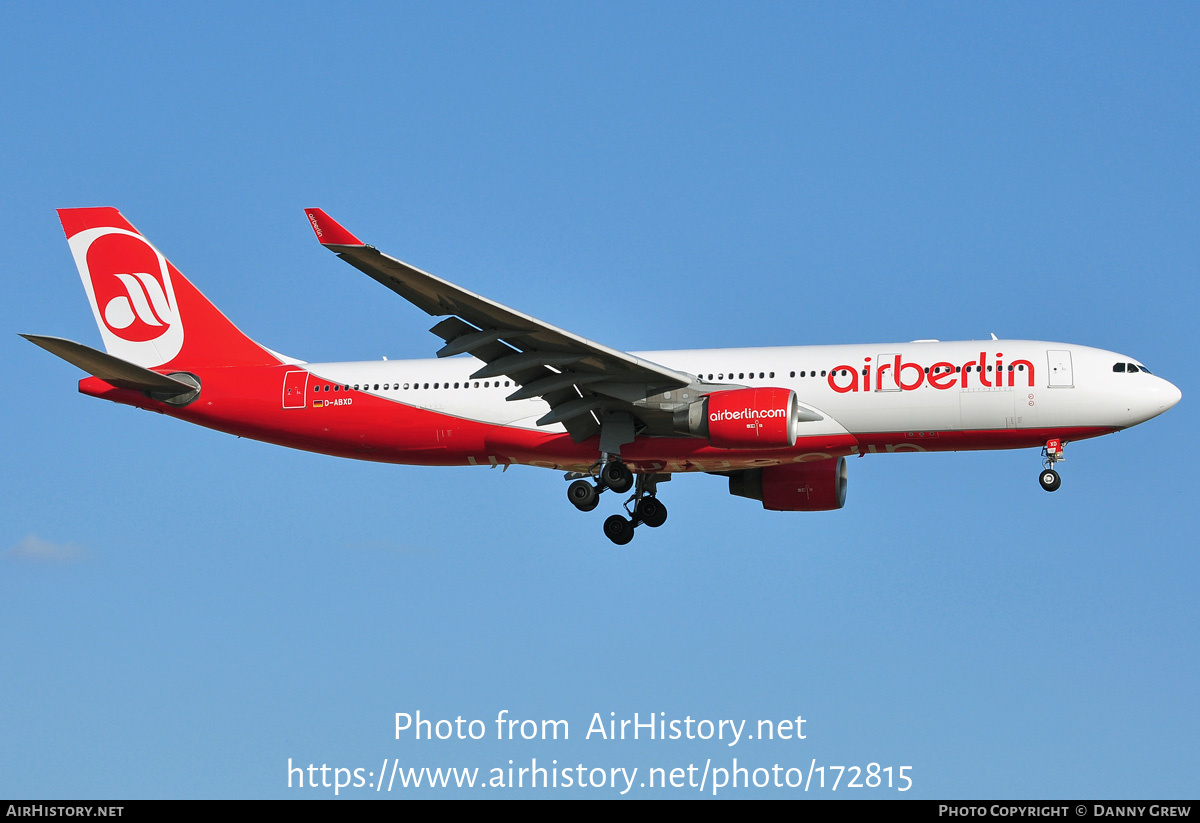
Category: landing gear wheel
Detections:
[
  {"x1": 600, "y1": 461, "x2": 634, "y2": 494},
  {"x1": 567, "y1": 479, "x2": 599, "y2": 511},
  {"x1": 1039, "y1": 468, "x2": 1061, "y2": 492},
  {"x1": 635, "y1": 497, "x2": 668, "y2": 528},
  {"x1": 603, "y1": 514, "x2": 636, "y2": 545}
]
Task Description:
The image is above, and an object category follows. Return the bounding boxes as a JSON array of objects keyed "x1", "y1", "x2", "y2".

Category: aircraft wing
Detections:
[{"x1": 305, "y1": 209, "x2": 696, "y2": 441}]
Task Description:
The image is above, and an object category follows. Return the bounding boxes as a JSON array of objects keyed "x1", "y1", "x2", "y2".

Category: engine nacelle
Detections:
[
  {"x1": 728, "y1": 458, "x2": 848, "y2": 511},
  {"x1": 673, "y1": 387, "x2": 798, "y2": 449}
]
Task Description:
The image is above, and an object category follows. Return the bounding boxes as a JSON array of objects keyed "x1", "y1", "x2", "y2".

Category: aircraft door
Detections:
[
  {"x1": 283, "y1": 369, "x2": 309, "y2": 409},
  {"x1": 1046, "y1": 350, "x2": 1074, "y2": 388},
  {"x1": 875, "y1": 353, "x2": 901, "y2": 391}
]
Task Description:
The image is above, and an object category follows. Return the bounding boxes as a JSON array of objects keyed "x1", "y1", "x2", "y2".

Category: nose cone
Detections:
[
  {"x1": 1131, "y1": 377, "x2": 1182, "y2": 424},
  {"x1": 1163, "y1": 379, "x2": 1182, "y2": 411}
]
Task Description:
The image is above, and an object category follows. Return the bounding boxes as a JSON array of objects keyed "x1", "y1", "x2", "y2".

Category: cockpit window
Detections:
[
  {"x1": 1139, "y1": 365, "x2": 1153, "y2": 374},
  {"x1": 1113, "y1": 363, "x2": 1126, "y2": 372}
]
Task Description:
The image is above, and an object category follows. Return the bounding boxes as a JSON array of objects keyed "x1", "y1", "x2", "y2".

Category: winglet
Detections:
[{"x1": 304, "y1": 208, "x2": 364, "y2": 246}]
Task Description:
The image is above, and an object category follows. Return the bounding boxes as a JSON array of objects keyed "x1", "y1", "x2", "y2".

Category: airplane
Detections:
[{"x1": 24, "y1": 207, "x2": 1182, "y2": 545}]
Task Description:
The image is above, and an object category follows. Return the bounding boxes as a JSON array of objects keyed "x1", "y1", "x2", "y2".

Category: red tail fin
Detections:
[{"x1": 58, "y1": 208, "x2": 280, "y2": 370}]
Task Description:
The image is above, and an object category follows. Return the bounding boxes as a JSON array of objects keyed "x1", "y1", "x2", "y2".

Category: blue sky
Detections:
[{"x1": 2, "y1": 3, "x2": 1196, "y2": 798}]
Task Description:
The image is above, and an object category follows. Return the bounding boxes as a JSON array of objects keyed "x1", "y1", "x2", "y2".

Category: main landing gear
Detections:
[
  {"x1": 566, "y1": 458, "x2": 632, "y2": 512},
  {"x1": 566, "y1": 458, "x2": 668, "y2": 545},
  {"x1": 1039, "y1": 438, "x2": 1065, "y2": 492}
]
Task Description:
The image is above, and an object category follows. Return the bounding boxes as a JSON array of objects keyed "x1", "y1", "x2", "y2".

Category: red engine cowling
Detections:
[
  {"x1": 674, "y1": 387, "x2": 798, "y2": 449},
  {"x1": 728, "y1": 458, "x2": 848, "y2": 511}
]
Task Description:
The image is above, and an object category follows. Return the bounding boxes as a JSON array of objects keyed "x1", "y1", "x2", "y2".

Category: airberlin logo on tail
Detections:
[
  {"x1": 827, "y1": 353, "x2": 1036, "y2": 393},
  {"x1": 68, "y1": 226, "x2": 184, "y2": 368},
  {"x1": 99, "y1": 268, "x2": 174, "y2": 339}
]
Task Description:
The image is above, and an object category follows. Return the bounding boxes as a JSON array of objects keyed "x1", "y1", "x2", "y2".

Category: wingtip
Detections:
[{"x1": 304, "y1": 208, "x2": 364, "y2": 246}]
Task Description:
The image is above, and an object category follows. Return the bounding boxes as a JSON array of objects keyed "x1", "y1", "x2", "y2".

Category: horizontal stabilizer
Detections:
[{"x1": 21, "y1": 334, "x2": 198, "y2": 395}]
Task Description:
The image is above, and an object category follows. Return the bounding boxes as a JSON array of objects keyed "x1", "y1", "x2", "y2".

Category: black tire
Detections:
[
  {"x1": 567, "y1": 479, "x2": 599, "y2": 511},
  {"x1": 1039, "y1": 468, "x2": 1061, "y2": 492},
  {"x1": 635, "y1": 497, "x2": 668, "y2": 528},
  {"x1": 603, "y1": 514, "x2": 635, "y2": 545},
  {"x1": 601, "y1": 461, "x2": 634, "y2": 494}
]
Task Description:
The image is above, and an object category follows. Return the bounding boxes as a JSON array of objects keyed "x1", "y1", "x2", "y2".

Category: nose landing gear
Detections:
[{"x1": 1039, "y1": 439, "x2": 1065, "y2": 492}]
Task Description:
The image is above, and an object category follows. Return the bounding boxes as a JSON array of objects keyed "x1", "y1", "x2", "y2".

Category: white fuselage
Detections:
[{"x1": 300, "y1": 339, "x2": 1180, "y2": 439}]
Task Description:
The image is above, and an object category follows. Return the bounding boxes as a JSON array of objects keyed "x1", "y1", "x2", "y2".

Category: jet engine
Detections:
[
  {"x1": 673, "y1": 387, "x2": 798, "y2": 449},
  {"x1": 727, "y1": 458, "x2": 848, "y2": 511}
]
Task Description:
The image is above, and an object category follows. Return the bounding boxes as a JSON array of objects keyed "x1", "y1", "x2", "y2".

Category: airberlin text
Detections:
[
  {"x1": 709, "y1": 406, "x2": 789, "y2": 423},
  {"x1": 828, "y1": 352, "x2": 1035, "y2": 394}
]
